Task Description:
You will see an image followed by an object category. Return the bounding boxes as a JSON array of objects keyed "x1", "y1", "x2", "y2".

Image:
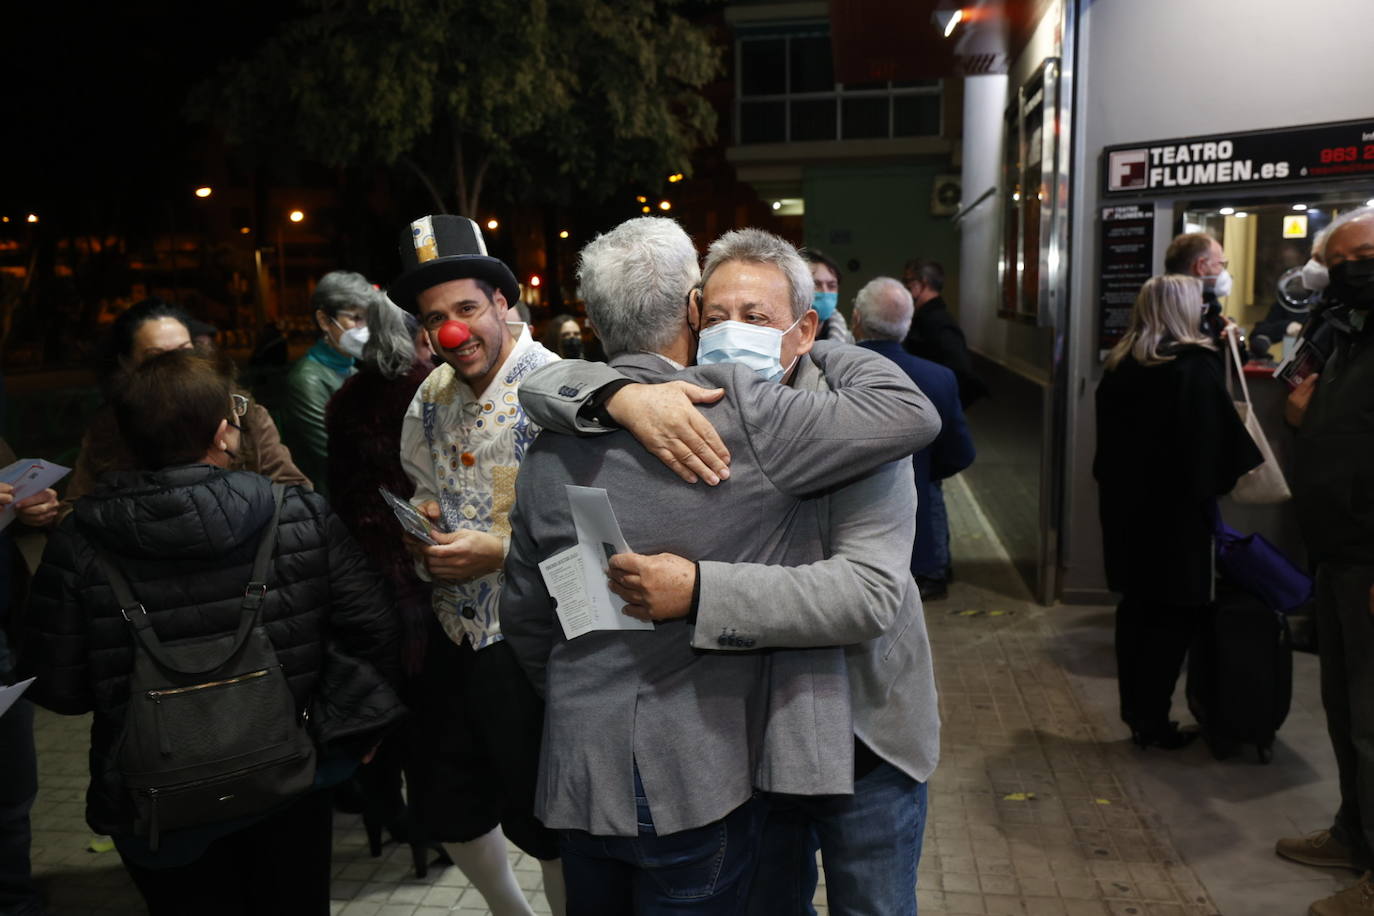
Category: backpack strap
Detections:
[{"x1": 95, "y1": 482, "x2": 288, "y2": 677}]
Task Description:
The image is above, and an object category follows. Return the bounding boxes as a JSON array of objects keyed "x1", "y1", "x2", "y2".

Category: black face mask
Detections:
[
  {"x1": 560, "y1": 337, "x2": 583, "y2": 359},
  {"x1": 1329, "y1": 258, "x2": 1374, "y2": 310}
]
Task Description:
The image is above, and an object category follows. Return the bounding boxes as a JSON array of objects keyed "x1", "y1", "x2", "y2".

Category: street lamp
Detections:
[
  {"x1": 486, "y1": 218, "x2": 499, "y2": 231},
  {"x1": 288, "y1": 210, "x2": 305, "y2": 223},
  {"x1": 195, "y1": 187, "x2": 213, "y2": 199},
  {"x1": 558, "y1": 230, "x2": 570, "y2": 239},
  {"x1": 25, "y1": 214, "x2": 38, "y2": 223}
]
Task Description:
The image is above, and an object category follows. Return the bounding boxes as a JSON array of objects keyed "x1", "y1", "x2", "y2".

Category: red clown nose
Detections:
[{"x1": 437, "y1": 320, "x2": 471, "y2": 350}]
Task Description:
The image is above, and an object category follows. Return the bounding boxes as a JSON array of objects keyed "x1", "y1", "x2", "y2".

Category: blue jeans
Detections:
[
  {"x1": 559, "y1": 770, "x2": 765, "y2": 915},
  {"x1": 747, "y1": 762, "x2": 927, "y2": 916}
]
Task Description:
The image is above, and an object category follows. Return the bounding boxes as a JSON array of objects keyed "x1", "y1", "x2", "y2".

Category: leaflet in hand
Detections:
[
  {"x1": 0, "y1": 677, "x2": 35, "y2": 719},
  {"x1": 537, "y1": 485, "x2": 653, "y2": 639},
  {"x1": 0, "y1": 459, "x2": 70, "y2": 532},
  {"x1": 379, "y1": 487, "x2": 439, "y2": 546}
]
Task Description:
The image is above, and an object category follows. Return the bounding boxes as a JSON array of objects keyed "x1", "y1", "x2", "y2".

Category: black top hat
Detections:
[{"x1": 389, "y1": 215, "x2": 520, "y2": 312}]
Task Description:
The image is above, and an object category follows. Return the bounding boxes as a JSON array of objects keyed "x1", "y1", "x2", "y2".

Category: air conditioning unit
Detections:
[{"x1": 931, "y1": 175, "x2": 962, "y2": 216}]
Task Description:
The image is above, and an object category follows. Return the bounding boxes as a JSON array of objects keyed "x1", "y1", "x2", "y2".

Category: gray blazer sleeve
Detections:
[
  {"x1": 518, "y1": 360, "x2": 627, "y2": 434},
  {"x1": 726, "y1": 342, "x2": 939, "y2": 496},
  {"x1": 691, "y1": 460, "x2": 916, "y2": 650},
  {"x1": 497, "y1": 483, "x2": 556, "y2": 697}
]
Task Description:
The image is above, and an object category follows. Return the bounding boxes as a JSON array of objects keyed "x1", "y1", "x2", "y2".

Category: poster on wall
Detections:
[
  {"x1": 1021, "y1": 68, "x2": 1045, "y2": 319},
  {"x1": 999, "y1": 58, "x2": 1063, "y2": 324},
  {"x1": 1103, "y1": 118, "x2": 1374, "y2": 196},
  {"x1": 1000, "y1": 102, "x2": 1022, "y2": 317},
  {"x1": 1098, "y1": 204, "x2": 1155, "y2": 360}
]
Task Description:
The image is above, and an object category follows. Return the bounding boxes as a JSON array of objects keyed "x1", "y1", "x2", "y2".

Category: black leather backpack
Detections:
[{"x1": 94, "y1": 483, "x2": 316, "y2": 850}]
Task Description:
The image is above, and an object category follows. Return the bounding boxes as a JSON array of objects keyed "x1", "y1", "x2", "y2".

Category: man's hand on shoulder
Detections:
[
  {"x1": 403, "y1": 499, "x2": 504, "y2": 582},
  {"x1": 605, "y1": 381, "x2": 731, "y2": 485},
  {"x1": 609, "y1": 552, "x2": 696, "y2": 622}
]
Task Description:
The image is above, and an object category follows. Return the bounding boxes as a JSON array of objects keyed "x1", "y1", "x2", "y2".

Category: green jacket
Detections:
[{"x1": 280, "y1": 340, "x2": 355, "y2": 497}]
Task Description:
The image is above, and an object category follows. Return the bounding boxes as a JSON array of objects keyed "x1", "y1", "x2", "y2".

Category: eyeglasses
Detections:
[{"x1": 230, "y1": 394, "x2": 249, "y2": 418}]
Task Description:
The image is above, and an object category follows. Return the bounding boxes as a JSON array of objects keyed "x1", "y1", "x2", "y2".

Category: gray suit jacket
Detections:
[
  {"x1": 519, "y1": 344, "x2": 941, "y2": 792},
  {"x1": 501, "y1": 347, "x2": 933, "y2": 837}
]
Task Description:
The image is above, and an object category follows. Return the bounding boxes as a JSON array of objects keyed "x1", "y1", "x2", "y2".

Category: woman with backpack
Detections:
[{"x1": 21, "y1": 350, "x2": 404, "y2": 915}]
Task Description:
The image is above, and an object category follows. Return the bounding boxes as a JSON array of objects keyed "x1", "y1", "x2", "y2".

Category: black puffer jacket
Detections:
[{"x1": 21, "y1": 465, "x2": 401, "y2": 836}]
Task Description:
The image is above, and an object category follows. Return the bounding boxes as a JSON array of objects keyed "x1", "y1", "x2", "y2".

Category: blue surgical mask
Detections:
[
  {"x1": 812, "y1": 291, "x2": 838, "y2": 322},
  {"x1": 696, "y1": 312, "x2": 805, "y2": 382}
]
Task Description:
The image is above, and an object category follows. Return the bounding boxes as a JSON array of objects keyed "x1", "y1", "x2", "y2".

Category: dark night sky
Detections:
[{"x1": 2, "y1": 1, "x2": 290, "y2": 229}]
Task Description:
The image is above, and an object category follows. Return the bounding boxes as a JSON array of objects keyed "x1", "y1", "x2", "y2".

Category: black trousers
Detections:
[
  {"x1": 1115, "y1": 594, "x2": 1206, "y2": 734},
  {"x1": 120, "y1": 789, "x2": 333, "y2": 916},
  {"x1": 0, "y1": 699, "x2": 38, "y2": 914},
  {"x1": 411, "y1": 636, "x2": 559, "y2": 860},
  {"x1": 1316, "y1": 563, "x2": 1374, "y2": 868}
]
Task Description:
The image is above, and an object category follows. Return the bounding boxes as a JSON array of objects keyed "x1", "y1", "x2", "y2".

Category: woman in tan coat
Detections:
[{"x1": 59, "y1": 299, "x2": 309, "y2": 519}]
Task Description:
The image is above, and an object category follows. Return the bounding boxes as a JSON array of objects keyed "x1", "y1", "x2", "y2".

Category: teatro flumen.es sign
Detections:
[{"x1": 1104, "y1": 118, "x2": 1374, "y2": 196}]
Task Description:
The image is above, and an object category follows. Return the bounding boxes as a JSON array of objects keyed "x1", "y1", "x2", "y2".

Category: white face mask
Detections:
[
  {"x1": 1301, "y1": 258, "x2": 1329, "y2": 292},
  {"x1": 337, "y1": 324, "x2": 370, "y2": 359},
  {"x1": 696, "y1": 312, "x2": 805, "y2": 382},
  {"x1": 1205, "y1": 267, "x2": 1233, "y2": 298}
]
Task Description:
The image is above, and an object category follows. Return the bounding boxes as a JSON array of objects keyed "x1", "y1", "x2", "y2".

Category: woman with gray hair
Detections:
[
  {"x1": 1094, "y1": 274, "x2": 1262, "y2": 750},
  {"x1": 279, "y1": 270, "x2": 379, "y2": 496},
  {"x1": 325, "y1": 293, "x2": 443, "y2": 876}
]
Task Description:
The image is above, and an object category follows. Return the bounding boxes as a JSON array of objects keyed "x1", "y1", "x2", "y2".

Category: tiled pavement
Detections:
[{"x1": 18, "y1": 475, "x2": 1349, "y2": 914}]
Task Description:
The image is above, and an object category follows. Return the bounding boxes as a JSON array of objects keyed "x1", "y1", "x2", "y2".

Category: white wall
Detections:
[
  {"x1": 1060, "y1": 0, "x2": 1374, "y2": 599},
  {"x1": 958, "y1": 0, "x2": 1062, "y2": 381}
]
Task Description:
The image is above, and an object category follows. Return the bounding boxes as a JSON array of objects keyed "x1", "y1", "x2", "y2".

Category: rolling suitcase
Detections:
[{"x1": 1186, "y1": 583, "x2": 1293, "y2": 764}]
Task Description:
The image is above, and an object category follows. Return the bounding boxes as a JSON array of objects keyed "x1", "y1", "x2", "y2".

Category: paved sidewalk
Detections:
[{"x1": 19, "y1": 474, "x2": 1347, "y2": 915}]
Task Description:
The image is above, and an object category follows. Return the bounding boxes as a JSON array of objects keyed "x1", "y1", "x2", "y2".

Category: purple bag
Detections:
[{"x1": 1213, "y1": 516, "x2": 1313, "y2": 613}]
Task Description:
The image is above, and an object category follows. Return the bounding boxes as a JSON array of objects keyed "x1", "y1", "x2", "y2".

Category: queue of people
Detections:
[
  {"x1": 1093, "y1": 209, "x2": 1374, "y2": 916},
  {"x1": 0, "y1": 210, "x2": 988, "y2": 916}
]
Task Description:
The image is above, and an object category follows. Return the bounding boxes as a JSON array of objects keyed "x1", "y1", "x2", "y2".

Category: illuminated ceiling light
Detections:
[
  {"x1": 1235, "y1": 211, "x2": 1249, "y2": 219},
  {"x1": 658, "y1": 200, "x2": 671, "y2": 211},
  {"x1": 667, "y1": 173, "x2": 684, "y2": 183},
  {"x1": 932, "y1": 8, "x2": 964, "y2": 38},
  {"x1": 641, "y1": 205, "x2": 651, "y2": 214},
  {"x1": 288, "y1": 210, "x2": 305, "y2": 223},
  {"x1": 771, "y1": 201, "x2": 782, "y2": 211},
  {"x1": 636, "y1": 195, "x2": 647, "y2": 204},
  {"x1": 1218, "y1": 206, "x2": 1235, "y2": 215},
  {"x1": 194, "y1": 186, "x2": 213, "y2": 198},
  {"x1": 25, "y1": 213, "x2": 38, "y2": 223},
  {"x1": 486, "y1": 218, "x2": 499, "y2": 231},
  {"x1": 1292, "y1": 203, "x2": 1308, "y2": 211},
  {"x1": 239, "y1": 226, "x2": 251, "y2": 235},
  {"x1": 558, "y1": 229, "x2": 570, "y2": 239},
  {"x1": 529, "y1": 275, "x2": 541, "y2": 287}
]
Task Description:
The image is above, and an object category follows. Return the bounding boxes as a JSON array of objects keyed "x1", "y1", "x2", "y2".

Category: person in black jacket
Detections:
[
  {"x1": 21, "y1": 351, "x2": 403, "y2": 916},
  {"x1": 1278, "y1": 208, "x2": 1374, "y2": 916},
  {"x1": 1094, "y1": 274, "x2": 1261, "y2": 750},
  {"x1": 900, "y1": 258, "x2": 987, "y2": 407}
]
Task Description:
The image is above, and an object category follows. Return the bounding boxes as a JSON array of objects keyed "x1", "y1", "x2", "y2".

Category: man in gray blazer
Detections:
[
  {"x1": 500, "y1": 218, "x2": 936, "y2": 914},
  {"x1": 520, "y1": 227, "x2": 941, "y2": 916}
]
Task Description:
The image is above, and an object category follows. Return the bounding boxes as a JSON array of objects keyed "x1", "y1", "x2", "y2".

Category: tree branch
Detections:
[
  {"x1": 399, "y1": 155, "x2": 447, "y2": 214},
  {"x1": 471, "y1": 154, "x2": 491, "y2": 222}
]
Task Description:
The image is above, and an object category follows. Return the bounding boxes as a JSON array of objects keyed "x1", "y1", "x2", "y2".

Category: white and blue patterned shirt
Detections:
[{"x1": 401, "y1": 324, "x2": 557, "y2": 650}]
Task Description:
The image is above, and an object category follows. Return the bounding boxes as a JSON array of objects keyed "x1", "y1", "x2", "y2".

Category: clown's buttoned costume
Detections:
[{"x1": 401, "y1": 324, "x2": 556, "y2": 650}]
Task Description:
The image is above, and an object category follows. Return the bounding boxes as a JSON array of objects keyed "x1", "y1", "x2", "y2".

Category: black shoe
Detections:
[
  {"x1": 916, "y1": 577, "x2": 949, "y2": 601},
  {"x1": 1130, "y1": 722, "x2": 1198, "y2": 750}
]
